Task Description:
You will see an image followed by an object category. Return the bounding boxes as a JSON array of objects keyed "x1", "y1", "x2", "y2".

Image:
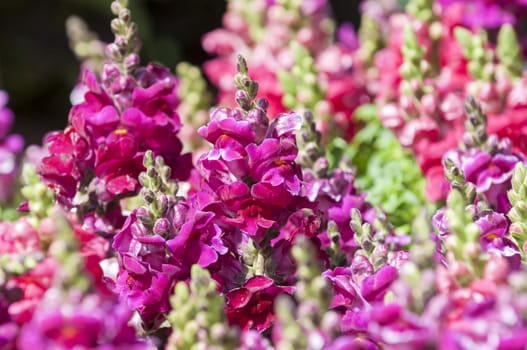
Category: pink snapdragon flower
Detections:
[
  {"x1": 40, "y1": 64, "x2": 191, "y2": 233},
  {"x1": 203, "y1": 0, "x2": 369, "y2": 140}
]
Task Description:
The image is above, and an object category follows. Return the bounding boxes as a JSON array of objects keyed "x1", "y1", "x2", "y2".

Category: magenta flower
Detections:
[
  {"x1": 40, "y1": 64, "x2": 191, "y2": 232},
  {"x1": 342, "y1": 302, "x2": 432, "y2": 348},
  {"x1": 197, "y1": 108, "x2": 304, "y2": 242},
  {"x1": 304, "y1": 168, "x2": 379, "y2": 262},
  {"x1": 0, "y1": 90, "x2": 24, "y2": 202},
  {"x1": 167, "y1": 193, "x2": 230, "y2": 270},
  {"x1": 434, "y1": 275, "x2": 527, "y2": 349},
  {"x1": 444, "y1": 147, "x2": 522, "y2": 213},
  {"x1": 225, "y1": 275, "x2": 293, "y2": 332},
  {"x1": 439, "y1": 0, "x2": 527, "y2": 28},
  {"x1": 324, "y1": 265, "x2": 398, "y2": 310},
  {"x1": 112, "y1": 208, "x2": 179, "y2": 325},
  {"x1": 17, "y1": 292, "x2": 147, "y2": 350}
]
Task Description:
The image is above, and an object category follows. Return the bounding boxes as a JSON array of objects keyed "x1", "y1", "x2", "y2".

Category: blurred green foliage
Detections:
[{"x1": 328, "y1": 105, "x2": 427, "y2": 234}]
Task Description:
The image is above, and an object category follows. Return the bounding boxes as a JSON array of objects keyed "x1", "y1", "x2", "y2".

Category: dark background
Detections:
[{"x1": 0, "y1": 0, "x2": 360, "y2": 144}]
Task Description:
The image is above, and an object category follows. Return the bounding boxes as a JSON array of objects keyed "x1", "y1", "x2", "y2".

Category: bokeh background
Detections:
[{"x1": 0, "y1": 0, "x2": 360, "y2": 144}]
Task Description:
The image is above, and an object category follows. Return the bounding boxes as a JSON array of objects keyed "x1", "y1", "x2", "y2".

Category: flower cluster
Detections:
[
  {"x1": 203, "y1": 0, "x2": 369, "y2": 140},
  {"x1": 439, "y1": 0, "x2": 527, "y2": 30},
  {"x1": 365, "y1": 0, "x2": 527, "y2": 203},
  {"x1": 40, "y1": 1, "x2": 191, "y2": 234},
  {"x1": 5, "y1": 0, "x2": 527, "y2": 348}
]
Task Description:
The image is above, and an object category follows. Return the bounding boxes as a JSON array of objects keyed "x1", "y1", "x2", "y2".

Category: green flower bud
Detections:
[{"x1": 497, "y1": 24, "x2": 523, "y2": 80}]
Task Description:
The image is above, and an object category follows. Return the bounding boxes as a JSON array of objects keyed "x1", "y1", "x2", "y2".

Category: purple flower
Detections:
[
  {"x1": 112, "y1": 208, "x2": 179, "y2": 325},
  {"x1": 324, "y1": 265, "x2": 398, "y2": 310},
  {"x1": 198, "y1": 107, "x2": 258, "y2": 146},
  {"x1": 432, "y1": 208, "x2": 450, "y2": 238},
  {"x1": 444, "y1": 148, "x2": 522, "y2": 213},
  {"x1": 360, "y1": 265, "x2": 398, "y2": 302},
  {"x1": 337, "y1": 23, "x2": 359, "y2": 51},
  {"x1": 305, "y1": 169, "x2": 377, "y2": 261},
  {"x1": 476, "y1": 211, "x2": 521, "y2": 269},
  {"x1": 167, "y1": 194, "x2": 229, "y2": 269}
]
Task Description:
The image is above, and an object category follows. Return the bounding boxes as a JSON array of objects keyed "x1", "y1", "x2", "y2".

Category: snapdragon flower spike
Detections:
[
  {"x1": 436, "y1": 161, "x2": 521, "y2": 273},
  {"x1": 203, "y1": 0, "x2": 334, "y2": 114},
  {"x1": 294, "y1": 110, "x2": 326, "y2": 176},
  {"x1": 197, "y1": 56, "x2": 305, "y2": 247},
  {"x1": 454, "y1": 27, "x2": 494, "y2": 82},
  {"x1": 112, "y1": 151, "x2": 182, "y2": 328},
  {"x1": 106, "y1": 0, "x2": 141, "y2": 76},
  {"x1": 192, "y1": 56, "x2": 339, "y2": 331},
  {"x1": 0, "y1": 91, "x2": 24, "y2": 206},
  {"x1": 453, "y1": 21, "x2": 527, "y2": 158},
  {"x1": 291, "y1": 109, "x2": 381, "y2": 267},
  {"x1": 40, "y1": 2, "x2": 191, "y2": 234},
  {"x1": 166, "y1": 265, "x2": 238, "y2": 350},
  {"x1": 114, "y1": 151, "x2": 234, "y2": 328},
  {"x1": 320, "y1": 209, "x2": 406, "y2": 341},
  {"x1": 376, "y1": 12, "x2": 467, "y2": 201},
  {"x1": 445, "y1": 98, "x2": 524, "y2": 214}
]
